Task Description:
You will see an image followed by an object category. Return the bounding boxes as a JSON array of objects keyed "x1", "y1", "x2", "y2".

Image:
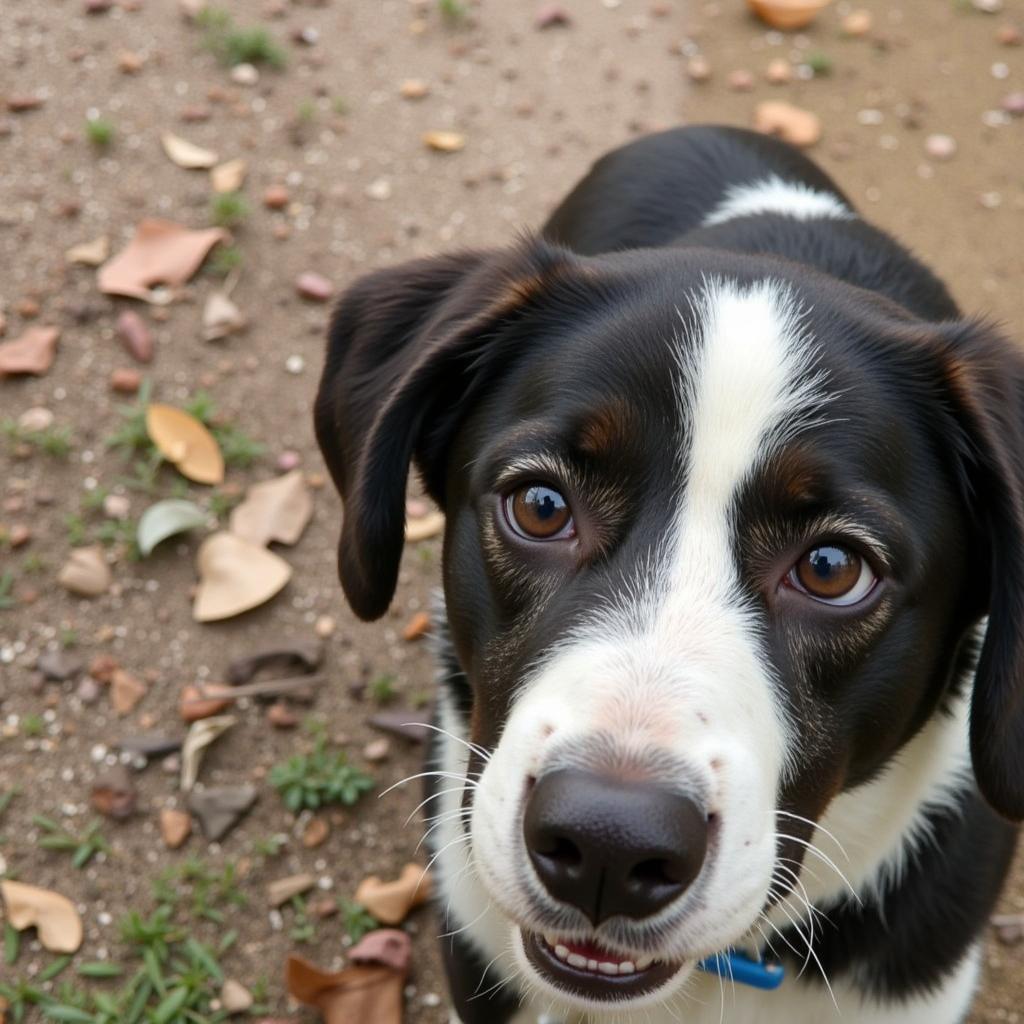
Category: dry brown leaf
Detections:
[
  {"x1": 286, "y1": 955, "x2": 405, "y2": 1024},
  {"x1": 354, "y1": 863, "x2": 432, "y2": 925},
  {"x1": 1, "y1": 879, "x2": 84, "y2": 953},
  {"x1": 0, "y1": 326, "x2": 60, "y2": 377},
  {"x1": 180, "y1": 714, "x2": 236, "y2": 790},
  {"x1": 65, "y1": 235, "x2": 110, "y2": 266},
  {"x1": 210, "y1": 157, "x2": 247, "y2": 193},
  {"x1": 146, "y1": 404, "x2": 225, "y2": 485},
  {"x1": 162, "y1": 131, "x2": 218, "y2": 169},
  {"x1": 202, "y1": 291, "x2": 247, "y2": 341},
  {"x1": 98, "y1": 219, "x2": 227, "y2": 301},
  {"x1": 422, "y1": 130, "x2": 465, "y2": 153},
  {"x1": 193, "y1": 532, "x2": 292, "y2": 622},
  {"x1": 58, "y1": 545, "x2": 111, "y2": 597},
  {"x1": 746, "y1": 0, "x2": 831, "y2": 29},
  {"x1": 348, "y1": 929, "x2": 412, "y2": 972},
  {"x1": 111, "y1": 668, "x2": 146, "y2": 715},
  {"x1": 405, "y1": 510, "x2": 445, "y2": 543},
  {"x1": 229, "y1": 469, "x2": 313, "y2": 547}
]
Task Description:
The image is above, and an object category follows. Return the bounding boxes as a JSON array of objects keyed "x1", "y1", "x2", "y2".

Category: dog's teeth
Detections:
[
  {"x1": 618, "y1": 961, "x2": 636, "y2": 975},
  {"x1": 554, "y1": 944, "x2": 569, "y2": 961},
  {"x1": 587, "y1": 959, "x2": 598, "y2": 971},
  {"x1": 543, "y1": 933, "x2": 559, "y2": 949},
  {"x1": 598, "y1": 961, "x2": 619, "y2": 975},
  {"x1": 635, "y1": 955, "x2": 653, "y2": 970},
  {"x1": 567, "y1": 953, "x2": 588, "y2": 969}
]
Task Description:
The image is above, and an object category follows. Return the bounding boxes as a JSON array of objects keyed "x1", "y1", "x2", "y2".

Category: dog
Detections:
[{"x1": 314, "y1": 125, "x2": 1022, "y2": 1023}]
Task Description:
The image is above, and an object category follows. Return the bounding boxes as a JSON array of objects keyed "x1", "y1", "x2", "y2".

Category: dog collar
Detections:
[{"x1": 698, "y1": 949, "x2": 785, "y2": 990}]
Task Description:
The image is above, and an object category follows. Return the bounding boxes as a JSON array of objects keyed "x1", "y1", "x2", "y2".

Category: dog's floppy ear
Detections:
[
  {"x1": 924, "y1": 319, "x2": 1024, "y2": 821},
  {"x1": 313, "y1": 238, "x2": 575, "y2": 622}
]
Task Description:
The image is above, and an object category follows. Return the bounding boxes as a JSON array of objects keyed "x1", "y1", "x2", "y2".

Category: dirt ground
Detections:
[{"x1": 1, "y1": 0, "x2": 1022, "y2": 1021}]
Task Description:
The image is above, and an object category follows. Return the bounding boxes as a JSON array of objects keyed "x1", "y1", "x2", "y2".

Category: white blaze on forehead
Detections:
[{"x1": 702, "y1": 174, "x2": 854, "y2": 227}]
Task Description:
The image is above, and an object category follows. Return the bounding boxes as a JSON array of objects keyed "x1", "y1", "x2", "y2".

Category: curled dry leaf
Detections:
[
  {"x1": 98, "y1": 219, "x2": 227, "y2": 301},
  {"x1": 1, "y1": 879, "x2": 84, "y2": 954},
  {"x1": 0, "y1": 325, "x2": 60, "y2": 378},
  {"x1": 229, "y1": 469, "x2": 313, "y2": 547},
  {"x1": 753, "y1": 100, "x2": 822, "y2": 148},
  {"x1": 422, "y1": 130, "x2": 465, "y2": 153},
  {"x1": 146, "y1": 404, "x2": 225, "y2": 485},
  {"x1": 354, "y1": 863, "x2": 432, "y2": 925},
  {"x1": 193, "y1": 532, "x2": 292, "y2": 622},
  {"x1": 162, "y1": 131, "x2": 218, "y2": 169},
  {"x1": 137, "y1": 498, "x2": 207, "y2": 556},
  {"x1": 65, "y1": 235, "x2": 110, "y2": 266},
  {"x1": 286, "y1": 955, "x2": 405, "y2": 1024},
  {"x1": 211, "y1": 158, "x2": 247, "y2": 193},
  {"x1": 746, "y1": 0, "x2": 831, "y2": 29},
  {"x1": 203, "y1": 291, "x2": 247, "y2": 341},
  {"x1": 180, "y1": 714, "x2": 236, "y2": 791},
  {"x1": 406, "y1": 509, "x2": 445, "y2": 543},
  {"x1": 58, "y1": 545, "x2": 111, "y2": 597},
  {"x1": 348, "y1": 929, "x2": 412, "y2": 972},
  {"x1": 267, "y1": 873, "x2": 316, "y2": 907}
]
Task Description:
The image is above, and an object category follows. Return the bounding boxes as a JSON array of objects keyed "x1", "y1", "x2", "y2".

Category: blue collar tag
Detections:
[{"x1": 698, "y1": 950, "x2": 785, "y2": 990}]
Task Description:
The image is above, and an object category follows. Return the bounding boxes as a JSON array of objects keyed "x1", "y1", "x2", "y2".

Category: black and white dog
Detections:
[{"x1": 314, "y1": 125, "x2": 1022, "y2": 1023}]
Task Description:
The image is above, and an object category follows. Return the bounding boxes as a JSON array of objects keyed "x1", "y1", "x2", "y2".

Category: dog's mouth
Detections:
[{"x1": 522, "y1": 929, "x2": 684, "y2": 1001}]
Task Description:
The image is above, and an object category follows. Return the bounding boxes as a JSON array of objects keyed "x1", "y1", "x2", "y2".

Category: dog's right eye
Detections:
[{"x1": 505, "y1": 484, "x2": 575, "y2": 541}]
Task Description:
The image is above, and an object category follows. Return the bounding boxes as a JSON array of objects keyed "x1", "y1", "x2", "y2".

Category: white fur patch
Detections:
[{"x1": 703, "y1": 174, "x2": 854, "y2": 228}]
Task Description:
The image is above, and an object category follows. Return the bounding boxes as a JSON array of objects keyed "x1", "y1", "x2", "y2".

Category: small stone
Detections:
[
  {"x1": 180, "y1": 683, "x2": 235, "y2": 722},
  {"x1": 89, "y1": 654, "x2": 119, "y2": 684},
  {"x1": 314, "y1": 615, "x2": 336, "y2": 638},
  {"x1": 7, "y1": 95, "x2": 45, "y2": 113},
  {"x1": 399, "y1": 79, "x2": 430, "y2": 100},
  {"x1": 924, "y1": 133, "x2": 957, "y2": 161},
  {"x1": 8, "y1": 524, "x2": 31, "y2": 548},
  {"x1": 996, "y1": 23, "x2": 1022, "y2": 45},
  {"x1": 263, "y1": 184, "x2": 290, "y2": 209},
  {"x1": 37, "y1": 650, "x2": 83, "y2": 682},
  {"x1": 295, "y1": 272, "x2": 333, "y2": 302},
  {"x1": 1001, "y1": 92, "x2": 1024, "y2": 116},
  {"x1": 308, "y1": 894, "x2": 338, "y2": 918},
  {"x1": 90, "y1": 766, "x2": 136, "y2": 819},
  {"x1": 227, "y1": 641, "x2": 323, "y2": 685},
  {"x1": 15, "y1": 298, "x2": 40, "y2": 318},
  {"x1": 181, "y1": 104, "x2": 212, "y2": 122},
  {"x1": 363, "y1": 738, "x2": 390, "y2": 763},
  {"x1": 365, "y1": 178, "x2": 392, "y2": 201},
  {"x1": 535, "y1": 3, "x2": 572, "y2": 28},
  {"x1": 118, "y1": 50, "x2": 144, "y2": 73},
  {"x1": 402, "y1": 611, "x2": 431, "y2": 642},
  {"x1": 110, "y1": 368, "x2": 142, "y2": 394},
  {"x1": 230, "y1": 63, "x2": 259, "y2": 86},
  {"x1": 220, "y1": 979, "x2": 253, "y2": 1015},
  {"x1": 302, "y1": 816, "x2": 329, "y2": 848},
  {"x1": 116, "y1": 310, "x2": 154, "y2": 363},
  {"x1": 160, "y1": 808, "x2": 192, "y2": 849},
  {"x1": 111, "y1": 669, "x2": 146, "y2": 715},
  {"x1": 285, "y1": 354, "x2": 305, "y2": 374},
  {"x1": 267, "y1": 701, "x2": 298, "y2": 728},
  {"x1": 276, "y1": 450, "x2": 301, "y2": 472},
  {"x1": 211, "y1": 158, "x2": 247, "y2": 194},
  {"x1": 348, "y1": 929, "x2": 412, "y2": 972},
  {"x1": 686, "y1": 55, "x2": 711, "y2": 82},
  {"x1": 754, "y1": 101, "x2": 822, "y2": 148},
  {"x1": 18, "y1": 406, "x2": 54, "y2": 432},
  {"x1": 119, "y1": 734, "x2": 182, "y2": 758},
  {"x1": 58, "y1": 546, "x2": 111, "y2": 597},
  {"x1": 268, "y1": 872, "x2": 315, "y2": 907},
  {"x1": 972, "y1": 0, "x2": 1002, "y2": 11},
  {"x1": 76, "y1": 676, "x2": 101, "y2": 704},
  {"x1": 727, "y1": 69, "x2": 754, "y2": 92},
  {"x1": 842, "y1": 9, "x2": 873, "y2": 36},
  {"x1": 368, "y1": 711, "x2": 430, "y2": 744},
  {"x1": 103, "y1": 494, "x2": 131, "y2": 520},
  {"x1": 765, "y1": 58, "x2": 792, "y2": 84},
  {"x1": 992, "y1": 913, "x2": 1024, "y2": 945},
  {"x1": 188, "y1": 784, "x2": 258, "y2": 840}
]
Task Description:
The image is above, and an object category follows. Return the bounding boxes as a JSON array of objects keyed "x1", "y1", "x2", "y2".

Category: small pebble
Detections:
[
  {"x1": 116, "y1": 310, "x2": 154, "y2": 363},
  {"x1": 1002, "y1": 92, "x2": 1024, "y2": 116},
  {"x1": 295, "y1": 272, "x2": 333, "y2": 302},
  {"x1": 996, "y1": 23, "x2": 1022, "y2": 45},
  {"x1": 110, "y1": 367, "x2": 142, "y2": 393},
  {"x1": 924, "y1": 133, "x2": 957, "y2": 160},
  {"x1": 314, "y1": 615, "x2": 336, "y2": 638},
  {"x1": 765, "y1": 58, "x2": 792, "y2": 84},
  {"x1": 230, "y1": 63, "x2": 259, "y2": 86},
  {"x1": 842, "y1": 9, "x2": 873, "y2": 36},
  {"x1": 364, "y1": 738, "x2": 391, "y2": 762},
  {"x1": 267, "y1": 701, "x2": 298, "y2": 729},
  {"x1": 535, "y1": 3, "x2": 572, "y2": 28},
  {"x1": 399, "y1": 79, "x2": 430, "y2": 100},
  {"x1": 103, "y1": 494, "x2": 131, "y2": 520},
  {"x1": 18, "y1": 406, "x2": 54, "y2": 431},
  {"x1": 285, "y1": 355, "x2": 305, "y2": 374},
  {"x1": 276, "y1": 450, "x2": 301, "y2": 472},
  {"x1": 728, "y1": 69, "x2": 754, "y2": 91},
  {"x1": 263, "y1": 184, "x2": 290, "y2": 209}
]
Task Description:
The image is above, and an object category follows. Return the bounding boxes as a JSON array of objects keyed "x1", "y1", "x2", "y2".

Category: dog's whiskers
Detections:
[
  {"x1": 774, "y1": 830, "x2": 862, "y2": 904},
  {"x1": 404, "y1": 721, "x2": 493, "y2": 763},
  {"x1": 378, "y1": 768, "x2": 481, "y2": 801},
  {"x1": 775, "y1": 809, "x2": 852, "y2": 862}
]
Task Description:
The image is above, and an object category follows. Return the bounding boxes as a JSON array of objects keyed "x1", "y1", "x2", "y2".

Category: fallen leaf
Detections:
[
  {"x1": 211, "y1": 157, "x2": 247, "y2": 193},
  {"x1": 203, "y1": 291, "x2": 247, "y2": 341},
  {"x1": 98, "y1": 219, "x2": 226, "y2": 301},
  {"x1": 268, "y1": 873, "x2": 315, "y2": 907},
  {"x1": 286, "y1": 955, "x2": 405, "y2": 1024},
  {"x1": 65, "y1": 235, "x2": 110, "y2": 266},
  {"x1": 111, "y1": 668, "x2": 146, "y2": 715},
  {"x1": 58, "y1": 545, "x2": 111, "y2": 597},
  {"x1": 0, "y1": 325, "x2": 60, "y2": 377},
  {"x1": 746, "y1": 0, "x2": 831, "y2": 29},
  {"x1": 1, "y1": 880, "x2": 83, "y2": 953},
  {"x1": 137, "y1": 498, "x2": 207, "y2": 556},
  {"x1": 180, "y1": 714, "x2": 236, "y2": 791},
  {"x1": 402, "y1": 611, "x2": 431, "y2": 642},
  {"x1": 188, "y1": 784, "x2": 257, "y2": 840},
  {"x1": 354, "y1": 864, "x2": 432, "y2": 925},
  {"x1": 753, "y1": 100, "x2": 822, "y2": 148},
  {"x1": 405, "y1": 510, "x2": 444, "y2": 543},
  {"x1": 162, "y1": 131, "x2": 218, "y2": 169},
  {"x1": 193, "y1": 532, "x2": 292, "y2": 621},
  {"x1": 179, "y1": 682, "x2": 235, "y2": 722},
  {"x1": 422, "y1": 130, "x2": 465, "y2": 153},
  {"x1": 229, "y1": 470, "x2": 313, "y2": 547},
  {"x1": 146, "y1": 404, "x2": 225, "y2": 484},
  {"x1": 348, "y1": 929, "x2": 412, "y2": 972}
]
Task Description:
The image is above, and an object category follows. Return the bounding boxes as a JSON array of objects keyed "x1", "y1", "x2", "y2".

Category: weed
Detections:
[
  {"x1": 805, "y1": 51, "x2": 833, "y2": 76},
  {"x1": 269, "y1": 737, "x2": 374, "y2": 812},
  {"x1": 341, "y1": 900, "x2": 379, "y2": 943},
  {"x1": 0, "y1": 571, "x2": 15, "y2": 610},
  {"x1": 250, "y1": 834, "x2": 287, "y2": 860},
  {"x1": 153, "y1": 858, "x2": 248, "y2": 924},
  {"x1": 210, "y1": 190, "x2": 249, "y2": 228},
  {"x1": 369, "y1": 673, "x2": 397, "y2": 705},
  {"x1": 106, "y1": 380, "x2": 155, "y2": 455},
  {"x1": 296, "y1": 98, "x2": 317, "y2": 123},
  {"x1": 20, "y1": 713, "x2": 44, "y2": 738},
  {"x1": 198, "y1": 7, "x2": 287, "y2": 68},
  {"x1": 438, "y1": 0, "x2": 468, "y2": 24},
  {"x1": 205, "y1": 243, "x2": 243, "y2": 277},
  {"x1": 331, "y1": 96, "x2": 349, "y2": 116},
  {"x1": 207, "y1": 488, "x2": 242, "y2": 520},
  {"x1": 1, "y1": 419, "x2": 73, "y2": 457},
  {"x1": 21, "y1": 553, "x2": 46, "y2": 574},
  {"x1": 34, "y1": 816, "x2": 110, "y2": 869},
  {"x1": 288, "y1": 895, "x2": 316, "y2": 944},
  {"x1": 85, "y1": 116, "x2": 115, "y2": 148},
  {"x1": 59, "y1": 626, "x2": 79, "y2": 649}
]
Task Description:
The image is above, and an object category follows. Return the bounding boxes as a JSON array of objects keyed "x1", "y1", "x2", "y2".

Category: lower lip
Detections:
[{"x1": 522, "y1": 930, "x2": 683, "y2": 1002}]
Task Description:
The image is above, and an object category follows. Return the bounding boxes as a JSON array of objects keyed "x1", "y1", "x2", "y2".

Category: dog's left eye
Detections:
[
  {"x1": 787, "y1": 545, "x2": 877, "y2": 606},
  {"x1": 505, "y1": 484, "x2": 575, "y2": 541}
]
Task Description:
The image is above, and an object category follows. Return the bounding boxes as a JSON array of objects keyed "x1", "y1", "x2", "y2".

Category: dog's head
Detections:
[{"x1": 314, "y1": 237, "x2": 1024, "y2": 1013}]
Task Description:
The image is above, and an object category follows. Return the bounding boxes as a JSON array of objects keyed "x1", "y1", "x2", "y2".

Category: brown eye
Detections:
[
  {"x1": 506, "y1": 484, "x2": 573, "y2": 540},
  {"x1": 789, "y1": 545, "x2": 875, "y2": 606}
]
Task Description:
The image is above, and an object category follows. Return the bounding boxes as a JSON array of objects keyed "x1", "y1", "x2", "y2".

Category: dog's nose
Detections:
[{"x1": 523, "y1": 768, "x2": 708, "y2": 925}]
